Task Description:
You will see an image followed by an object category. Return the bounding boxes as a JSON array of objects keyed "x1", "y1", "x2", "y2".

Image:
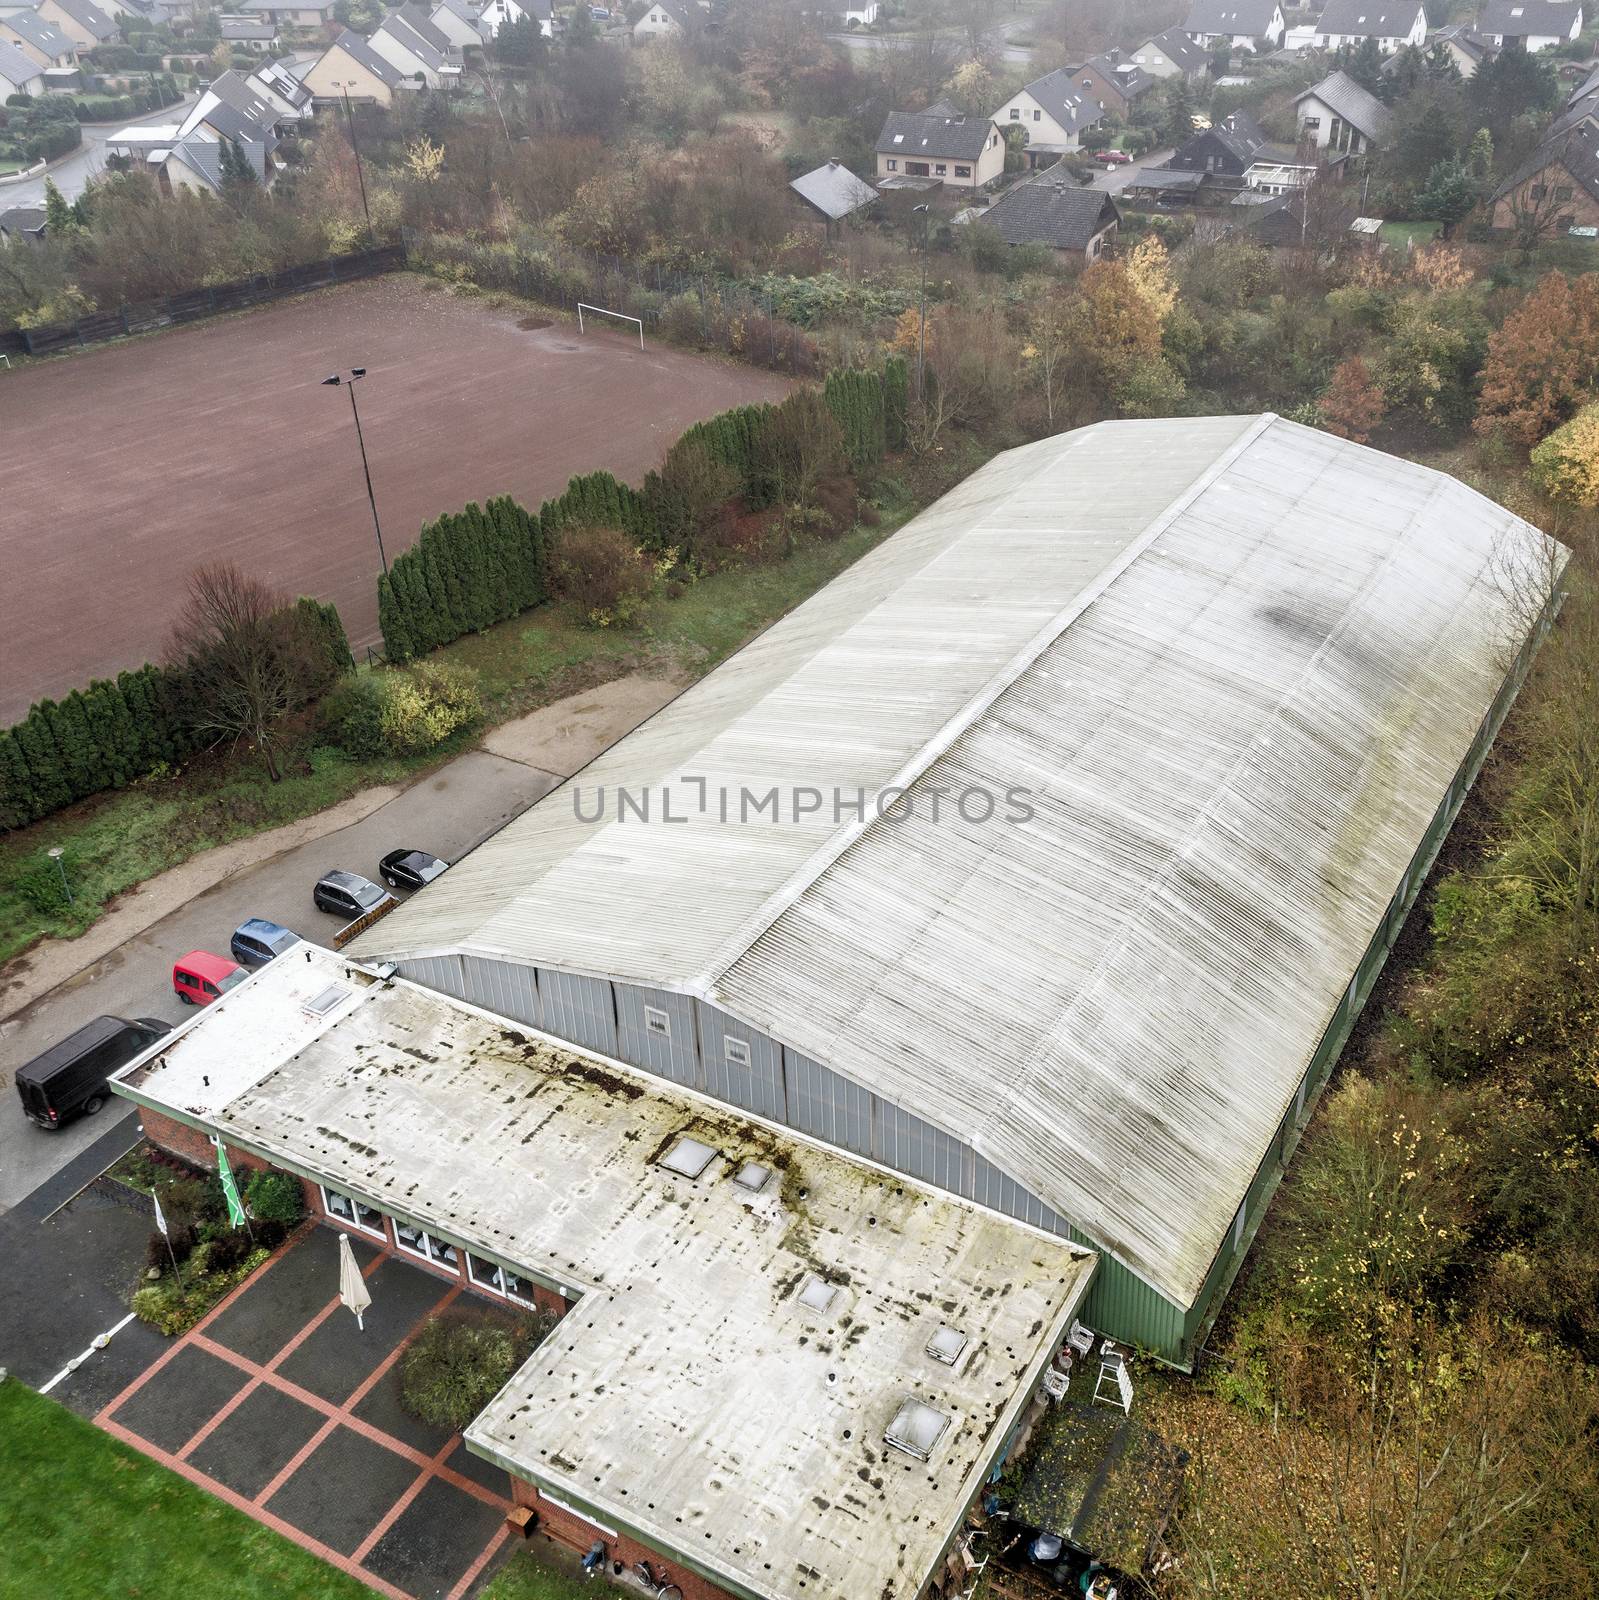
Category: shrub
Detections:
[
  {"x1": 244, "y1": 1168, "x2": 306, "y2": 1226},
  {"x1": 132, "y1": 1245, "x2": 269, "y2": 1336},
  {"x1": 321, "y1": 673, "x2": 388, "y2": 760},
  {"x1": 546, "y1": 525, "x2": 656, "y2": 628},
  {"x1": 323, "y1": 662, "x2": 483, "y2": 758},
  {"x1": 750, "y1": 389, "x2": 849, "y2": 510},
  {"x1": 641, "y1": 439, "x2": 740, "y2": 561},
  {"x1": 399, "y1": 1311, "x2": 552, "y2": 1430},
  {"x1": 1530, "y1": 402, "x2": 1599, "y2": 505}
]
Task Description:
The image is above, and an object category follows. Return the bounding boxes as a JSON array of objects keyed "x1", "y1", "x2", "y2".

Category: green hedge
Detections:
[{"x1": 378, "y1": 367, "x2": 901, "y2": 662}]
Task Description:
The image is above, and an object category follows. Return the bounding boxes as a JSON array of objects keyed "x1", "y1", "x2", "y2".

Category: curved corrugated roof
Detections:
[{"x1": 357, "y1": 415, "x2": 1561, "y2": 1305}]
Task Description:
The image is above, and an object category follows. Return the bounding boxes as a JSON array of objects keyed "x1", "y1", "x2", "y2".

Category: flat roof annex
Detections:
[
  {"x1": 113, "y1": 950, "x2": 1094, "y2": 1600},
  {"x1": 353, "y1": 415, "x2": 1561, "y2": 1310}
]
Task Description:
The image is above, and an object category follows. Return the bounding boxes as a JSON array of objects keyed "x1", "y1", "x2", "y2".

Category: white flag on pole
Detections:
[
  {"x1": 153, "y1": 1189, "x2": 168, "y2": 1238},
  {"x1": 338, "y1": 1231, "x2": 372, "y2": 1332}
]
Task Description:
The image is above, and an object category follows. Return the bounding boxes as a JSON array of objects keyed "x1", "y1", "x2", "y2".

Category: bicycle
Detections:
[{"x1": 633, "y1": 1559, "x2": 684, "y2": 1600}]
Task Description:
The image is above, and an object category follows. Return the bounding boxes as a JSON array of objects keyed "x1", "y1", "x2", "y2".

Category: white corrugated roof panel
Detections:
[{"x1": 356, "y1": 415, "x2": 1562, "y2": 1306}]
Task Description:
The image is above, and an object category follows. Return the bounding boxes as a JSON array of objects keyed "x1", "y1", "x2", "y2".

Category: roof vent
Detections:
[
  {"x1": 302, "y1": 984, "x2": 348, "y2": 1019},
  {"x1": 660, "y1": 1136, "x2": 718, "y2": 1179},
  {"x1": 885, "y1": 1397, "x2": 950, "y2": 1461},
  {"x1": 733, "y1": 1160, "x2": 772, "y2": 1193},
  {"x1": 925, "y1": 1325, "x2": 969, "y2": 1366},
  {"x1": 797, "y1": 1274, "x2": 839, "y2": 1314}
]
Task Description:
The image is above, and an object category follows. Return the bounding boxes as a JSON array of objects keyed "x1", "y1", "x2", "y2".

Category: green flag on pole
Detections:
[{"x1": 215, "y1": 1138, "x2": 247, "y2": 1229}]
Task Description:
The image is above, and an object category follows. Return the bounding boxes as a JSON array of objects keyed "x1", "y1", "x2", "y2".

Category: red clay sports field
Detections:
[{"x1": 0, "y1": 274, "x2": 792, "y2": 722}]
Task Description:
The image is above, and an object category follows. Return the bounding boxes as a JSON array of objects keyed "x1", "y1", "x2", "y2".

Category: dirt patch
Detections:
[
  {"x1": 0, "y1": 274, "x2": 792, "y2": 722},
  {"x1": 479, "y1": 674, "x2": 686, "y2": 777},
  {"x1": 516, "y1": 315, "x2": 552, "y2": 331}
]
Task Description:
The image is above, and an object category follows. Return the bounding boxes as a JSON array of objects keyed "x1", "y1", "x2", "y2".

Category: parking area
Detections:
[{"x1": 92, "y1": 1225, "x2": 514, "y2": 1600}]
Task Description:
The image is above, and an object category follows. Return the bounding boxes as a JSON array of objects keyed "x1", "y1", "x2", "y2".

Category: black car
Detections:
[
  {"x1": 313, "y1": 869, "x2": 390, "y2": 920},
  {"x1": 15, "y1": 1015, "x2": 170, "y2": 1130},
  {"x1": 379, "y1": 849, "x2": 450, "y2": 893}
]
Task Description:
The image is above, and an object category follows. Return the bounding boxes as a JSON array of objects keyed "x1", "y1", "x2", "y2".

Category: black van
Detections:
[{"x1": 14, "y1": 1015, "x2": 170, "y2": 1130}]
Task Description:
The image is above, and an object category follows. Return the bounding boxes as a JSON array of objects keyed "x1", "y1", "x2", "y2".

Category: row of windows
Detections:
[
  {"x1": 642, "y1": 1004, "x2": 750, "y2": 1067},
  {"x1": 320, "y1": 1186, "x2": 545, "y2": 1309},
  {"x1": 881, "y1": 159, "x2": 974, "y2": 177}
]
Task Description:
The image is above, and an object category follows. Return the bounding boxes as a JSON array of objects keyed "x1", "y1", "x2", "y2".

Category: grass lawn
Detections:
[
  {"x1": 0, "y1": 468, "x2": 945, "y2": 968},
  {"x1": 0, "y1": 1380, "x2": 374, "y2": 1600},
  {"x1": 1380, "y1": 219, "x2": 1442, "y2": 249},
  {"x1": 479, "y1": 1548, "x2": 597, "y2": 1600}
]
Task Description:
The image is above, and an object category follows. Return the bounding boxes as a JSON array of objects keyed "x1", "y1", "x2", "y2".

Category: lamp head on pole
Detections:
[
  {"x1": 351, "y1": 366, "x2": 366, "y2": 379},
  {"x1": 321, "y1": 374, "x2": 341, "y2": 386}
]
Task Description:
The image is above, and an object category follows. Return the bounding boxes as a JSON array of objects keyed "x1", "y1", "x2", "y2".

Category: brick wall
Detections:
[
  {"x1": 511, "y1": 1480, "x2": 740, "y2": 1600},
  {"x1": 141, "y1": 1109, "x2": 270, "y2": 1179}
]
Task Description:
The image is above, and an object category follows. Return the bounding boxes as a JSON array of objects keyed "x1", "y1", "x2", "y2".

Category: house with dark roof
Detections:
[
  {"x1": 1167, "y1": 108, "x2": 1271, "y2": 175},
  {"x1": 975, "y1": 173, "x2": 1121, "y2": 257},
  {"x1": 1476, "y1": 0, "x2": 1582, "y2": 47},
  {"x1": 302, "y1": 25, "x2": 407, "y2": 102},
  {"x1": 0, "y1": 9, "x2": 78, "y2": 69},
  {"x1": 236, "y1": 0, "x2": 340, "y2": 28},
  {"x1": 875, "y1": 106, "x2": 1006, "y2": 189},
  {"x1": 1182, "y1": 0, "x2": 1287, "y2": 51},
  {"x1": 429, "y1": 0, "x2": 482, "y2": 48},
  {"x1": 634, "y1": 0, "x2": 697, "y2": 37},
  {"x1": 1311, "y1": 0, "x2": 1428, "y2": 50},
  {"x1": 1070, "y1": 48, "x2": 1155, "y2": 121},
  {"x1": 1490, "y1": 124, "x2": 1599, "y2": 232},
  {"x1": 1131, "y1": 26, "x2": 1210, "y2": 77},
  {"x1": 790, "y1": 159, "x2": 877, "y2": 226},
  {"x1": 33, "y1": 0, "x2": 117, "y2": 49},
  {"x1": 991, "y1": 67, "x2": 1104, "y2": 165},
  {"x1": 1295, "y1": 69, "x2": 1393, "y2": 152},
  {"x1": 0, "y1": 37, "x2": 43, "y2": 95},
  {"x1": 0, "y1": 205, "x2": 48, "y2": 245},
  {"x1": 1423, "y1": 21, "x2": 1492, "y2": 74},
  {"x1": 219, "y1": 14, "x2": 280, "y2": 48},
  {"x1": 369, "y1": 8, "x2": 460, "y2": 86}
]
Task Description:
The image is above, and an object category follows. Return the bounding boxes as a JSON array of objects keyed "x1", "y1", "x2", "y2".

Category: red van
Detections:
[{"x1": 172, "y1": 950, "x2": 248, "y2": 1007}]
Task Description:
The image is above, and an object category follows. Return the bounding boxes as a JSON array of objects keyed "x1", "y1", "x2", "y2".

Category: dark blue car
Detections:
[{"x1": 230, "y1": 918, "x2": 301, "y2": 969}]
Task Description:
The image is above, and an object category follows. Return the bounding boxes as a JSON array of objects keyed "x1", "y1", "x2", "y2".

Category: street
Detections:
[
  {"x1": 3, "y1": 92, "x2": 200, "y2": 209},
  {"x1": 827, "y1": 12, "x2": 1038, "y2": 66}
]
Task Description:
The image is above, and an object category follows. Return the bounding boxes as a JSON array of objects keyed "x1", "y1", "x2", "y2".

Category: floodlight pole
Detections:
[
  {"x1": 323, "y1": 370, "x2": 388, "y2": 575},
  {"x1": 339, "y1": 84, "x2": 374, "y2": 245},
  {"x1": 912, "y1": 203, "x2": 930, "y2": 400}
]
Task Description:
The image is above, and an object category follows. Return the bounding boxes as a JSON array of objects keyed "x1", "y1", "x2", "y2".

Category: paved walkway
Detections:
[{"x1": 94, "y1": 1226, "x2": 515, "y2": 1600}]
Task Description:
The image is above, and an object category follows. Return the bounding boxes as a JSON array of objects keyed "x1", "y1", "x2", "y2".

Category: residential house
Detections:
[
  {"x1": 1427, "y1": 21, "x2": 1491, "y2": 73},
  {"x1": 975, "y1": 172, "x2": 1121, "y2": 257},
  {"x1": 0, "y1": 36, "x2": 43, "y2": 95},
  {"x1": 429, "y1": 0, "x2": 482, "y2": 49},
  {"x1": 181, "y1": 69, "x2": 288, "y2": 152},
  {"x1": 1131, "y1": 25, "x2": 1210, "y2": 76},
  {"x1": 219, "y1": 14, "x2": 280, "y2": 49},
  {"x1": 842, "y1": 0, "x2": 879, "y2": 21},
  {"x1": 991, "y1": 67, "x2": 1103, "y2": 164},
  {"x1": 876, "y1": 105, "x2": 1006, "y2": 188},
  {"x1": 34, "y1": 0, "x2": 117, "y2": 49},
  {"x1": 368, "y1": 9, "x2": 460, "y2": 87},
  {"x1": 1476, "y1": 0, "x2": 1581, "y2": 47},
  {"x1": 1490, "y1": 124, "x2": 1599, "y2": 231},
  {"x1": 789, "y1": 158, "x2": 877, "y2": 225},
  {"x1": 1182, "y1": 0, "x2": 1287, "y2": 51},
  {"x1": 1295, "y1": 69, "x2": 1393, "y2": 152},
  {"x1": 236, "y1": 0, "x2": 340, "y2": 29},
  {"x1": 634, "y1": 0, "x2": 696, "y2": 38},
  {"x1": 247, "y1": 56, "x2": 314, "y2": 122},
  {"x1": 0, "y1": 9, "x2": 78, "y2": 69},
  {"x1": 1069, "y1": 48, "x2": 1154, "y2": 121},
  {"x1": 1167, "y1": 107, "x2": 1271, "y2": 174},
  {"x1": 103, "y1": 117, "x2": 271, "y2": 194},
  {"x1": 476, "y1": 0, "x2": 547, "y2": 38},
  {"x1": 0, "y1": 204, "x2": 47, "y2": 242},
  {"x1": 302, "y1": 26, "x2": 406, "y2": 102},
  {"x1": 1310, "y1": 0, "x2": 1428, "y2": 50},
  {"x1": 1541, "y1": 83, "x2": 1599, "y2": 140}
]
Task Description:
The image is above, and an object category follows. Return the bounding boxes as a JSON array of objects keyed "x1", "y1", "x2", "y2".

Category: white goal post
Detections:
[{"x1": 576, "y1": 302, "x2": 644, "y2": 350}]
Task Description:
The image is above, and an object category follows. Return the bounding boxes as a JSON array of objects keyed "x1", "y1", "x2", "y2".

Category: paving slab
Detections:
[
  {"x1": 275, "y1": 1254, "x2": 449, "y2": 1406},
  {"x1": 265, "y1": 1423, "x2": 421, "y2": 1556},
  {"x1": 108, "y1": 1340, "x2": 248, "y2": 1454},
  {"x1": 361, "y1": 1474, "x2": 509, "y2": 1599},
  {"x1": 187, "y1": 1381, "x2": 326, "y2": 1499},
  {"x1": 207, "y1": 1225, "x2": 376, "y2": 1365},
  {"x1": 446, "y1": 1439, "x2": 510, "y2": 1498}
]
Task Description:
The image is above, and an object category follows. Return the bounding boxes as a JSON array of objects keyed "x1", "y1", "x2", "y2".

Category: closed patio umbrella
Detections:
[{"x1": 338, "y1": 1232, "x2": 372, "y2": 1332}]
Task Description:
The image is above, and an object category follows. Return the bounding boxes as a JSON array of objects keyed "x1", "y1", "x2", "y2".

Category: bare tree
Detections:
[{"x1": 165, "y1": 564, "x2": 322, "y2": 782}]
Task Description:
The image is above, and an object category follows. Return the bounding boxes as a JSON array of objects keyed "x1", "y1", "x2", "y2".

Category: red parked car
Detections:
[
  {"x1": 1095, "y1": 149, "x2": 1133, "y2": 165},
  {"x1": 172, "y1": 950, "x2": 248, "y2": 1007}
]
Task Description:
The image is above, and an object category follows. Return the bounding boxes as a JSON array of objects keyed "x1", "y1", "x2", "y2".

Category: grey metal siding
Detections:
[
  {"x1": 397, "y1": 954, "x2": 466, "y2": 996},
  {"x1": 614, "y1": 984, "x2": 700, "y2": 1088},
  {"x1": 783, "y1": 1046, "x2": 872, "y2": 1160},
  {"x1": 461, "y1": 954, "x2": 541, "y2": 1029},
  {"x1": 536, "y1": 968, "x2": 617, "y2": 1057},
  {"x1": 698, "y1": 1003, "x2": 786, "y2": 1121}
]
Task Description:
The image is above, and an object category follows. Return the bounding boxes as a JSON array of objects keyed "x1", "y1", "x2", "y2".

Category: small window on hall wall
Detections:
[
  {"x1": 725, "y1": 1037, "x2": 752, "y2": 1069},
  {"x1": 644, "y1": 1005, "x2": 671, "y2": 1039}
]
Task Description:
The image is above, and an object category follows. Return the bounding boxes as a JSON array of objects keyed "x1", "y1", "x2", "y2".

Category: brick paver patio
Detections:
[{"x1": 95, "y1": 1225, "x2": 514, "y2": 1600}]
